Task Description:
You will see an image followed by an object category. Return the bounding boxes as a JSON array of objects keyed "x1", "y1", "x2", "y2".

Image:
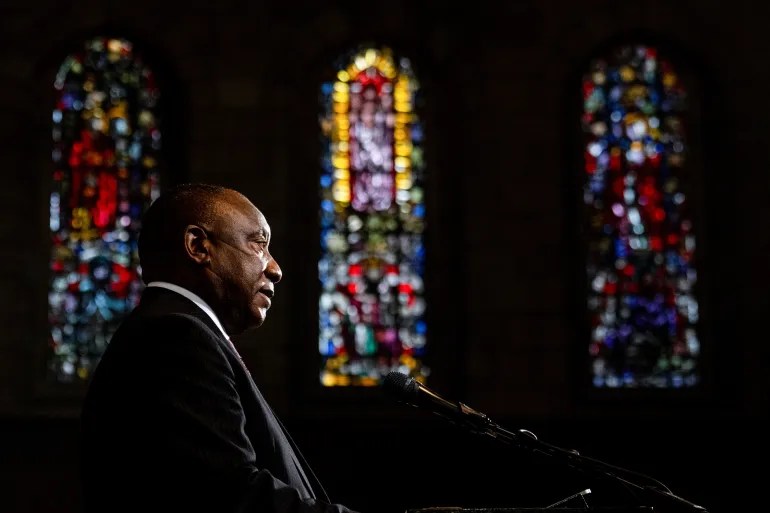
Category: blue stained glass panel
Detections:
[
  {"x1": 49, "y1": 37, "x2": 162, "y2": 383},
  {"x1": 580, "y1": 45, "x2": 699, "y2": 388},
  {"x1": 318, "y1": 47, "x2": 429, "y2": 387}
]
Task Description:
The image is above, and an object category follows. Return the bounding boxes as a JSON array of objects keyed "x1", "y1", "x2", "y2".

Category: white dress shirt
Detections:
[{"x1": 146, "y1": 281, "x2": 230, "y2": 340}]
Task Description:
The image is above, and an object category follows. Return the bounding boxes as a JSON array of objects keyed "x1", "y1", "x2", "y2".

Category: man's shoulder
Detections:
[
  {"x1": 87, "y1": 310, "x2": 225, "y2": 391},
  {"x1": 113, "y1": 308, "x2": 219, "y2": 343}
]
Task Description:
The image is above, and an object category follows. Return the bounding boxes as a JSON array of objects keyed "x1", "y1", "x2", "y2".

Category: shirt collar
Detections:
[{"x1": 146, "y1": 281, "x2": 230, "y2": 340}]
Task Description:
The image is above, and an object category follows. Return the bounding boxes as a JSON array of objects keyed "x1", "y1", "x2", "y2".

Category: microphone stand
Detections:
[{"x1": 446, "y1": 408, "x2": 708, "y2": 513}]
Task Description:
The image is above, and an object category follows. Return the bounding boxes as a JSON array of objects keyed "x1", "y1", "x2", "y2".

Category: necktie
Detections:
[
  {"x1": 225, "y1": 335, "x2": 329, "y2": 501},
  {"x1": 226, "y1": 337, "x2": 249, "y2": 372}
]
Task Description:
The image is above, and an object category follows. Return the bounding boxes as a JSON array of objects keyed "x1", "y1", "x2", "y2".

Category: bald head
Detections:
[
  {"x1": 138, "y1": 183, "x2": 231, "y2": 283},
  {"x1": 138, "y1": 182, "x2": 282, "y2": 333}
]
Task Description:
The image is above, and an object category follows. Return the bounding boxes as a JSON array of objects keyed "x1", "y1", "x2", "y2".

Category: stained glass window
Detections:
[
  {"x1": 318, "y1": 47, "x2": 428, "y2": 387},
  {"x1": 580, "y1": 44, "x2": 700, "y2": 388},
  {"x1": 49, "y1": 37, "x2": 162, "y2": 383}
]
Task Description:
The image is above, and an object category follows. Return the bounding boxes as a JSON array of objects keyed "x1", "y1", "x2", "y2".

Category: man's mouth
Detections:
[{"x1": 258, "y1": 288, "x2": 274, "y2": 307}]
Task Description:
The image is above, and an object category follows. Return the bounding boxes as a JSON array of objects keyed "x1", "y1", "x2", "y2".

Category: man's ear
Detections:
[{"x1": 184, "y1": 225, "x2": 211, "y2": 265}]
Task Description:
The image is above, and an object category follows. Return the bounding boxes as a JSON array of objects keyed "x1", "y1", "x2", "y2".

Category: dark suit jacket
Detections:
[{"x1": 80, "y1": 286, "x2": 359, "y2": 513}]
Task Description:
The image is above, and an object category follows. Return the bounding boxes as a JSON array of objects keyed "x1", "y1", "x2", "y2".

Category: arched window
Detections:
[
  {"x1": 49, "y1": 37, "x2": 163, "y2": 383},
  {"x1": 580, "y1": 44, "x2": 700, "y2": 388},
  {"x1": 318, "y1": 46, "x2": 428, "y2": 387}
]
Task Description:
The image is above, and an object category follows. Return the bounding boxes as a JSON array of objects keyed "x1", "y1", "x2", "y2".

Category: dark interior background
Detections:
[{"x1": 0, "y1": 1, "x2": 766, "y2": 513}]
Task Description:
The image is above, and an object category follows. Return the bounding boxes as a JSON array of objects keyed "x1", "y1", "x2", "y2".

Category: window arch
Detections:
[
  {"x1": 48, "y1": 37, "x2": 163, "y2": 383},
  {"x1": 579, "y1": 44, "x2": 701, "y2": 388},
  {"x1": 318, "y1": 46, "x2": 428, "y2": 387}
]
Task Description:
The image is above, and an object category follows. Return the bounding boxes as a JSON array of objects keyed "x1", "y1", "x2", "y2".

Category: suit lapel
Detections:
[
  {"x1": 138, "y1": 287, "x2": 329, "y2": 502},
  {"x1": 137, "y1": 287, "x2": 244, "y2": 363},
  {"x1": 137, "y1": 286, "x2": 329, "y2": 501},
  {"x1": 254, "y1": 387, "x2": 330, "y2": 502}
]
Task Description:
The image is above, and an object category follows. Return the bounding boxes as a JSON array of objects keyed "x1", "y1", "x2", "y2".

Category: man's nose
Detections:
[{"x1": 266, "y1": 257, "x2": 282, "y2": 283}]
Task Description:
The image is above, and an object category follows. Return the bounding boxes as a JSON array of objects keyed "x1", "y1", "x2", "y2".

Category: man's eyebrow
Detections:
[{"x1": 249, "y1": 228, "x2": 270, "y2": 240}]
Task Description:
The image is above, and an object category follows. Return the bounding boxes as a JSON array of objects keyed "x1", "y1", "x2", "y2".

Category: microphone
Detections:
[
  {"x1": 382, "y1": 372, "x2": 709, "y2": 512},
  {"x1": 382, "y1": 371, "x2": 493, "y2": 431}
]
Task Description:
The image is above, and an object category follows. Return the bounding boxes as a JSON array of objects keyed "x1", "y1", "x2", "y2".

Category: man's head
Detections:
[{"x1": 138, "y1": 183, "x2": 282, "y2": 335}]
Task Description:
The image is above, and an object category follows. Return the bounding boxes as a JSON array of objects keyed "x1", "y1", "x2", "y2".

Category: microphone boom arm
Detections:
[
  {"x1": 461, "y1": 411, "x2": 708, "y2": 513},
  {"x1": 382, "y1": 371, "x2": 708, "y2": 513}
]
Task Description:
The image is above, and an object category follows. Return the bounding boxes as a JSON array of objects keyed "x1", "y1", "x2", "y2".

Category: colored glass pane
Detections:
[
  {"x1": 318, "y1": 47, "x2": 428, "y2": 387},
  {"x1": 49, "y1": 37, "x2": 162, "y2": 383},
  {"x1": 581, "y1": 45, "x2": 699, "y2": 388}
]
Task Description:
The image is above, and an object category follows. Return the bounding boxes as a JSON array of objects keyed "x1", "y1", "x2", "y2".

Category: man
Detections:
[{"x1": 80, "y1": 183, "x2": 360, "y2": 513}]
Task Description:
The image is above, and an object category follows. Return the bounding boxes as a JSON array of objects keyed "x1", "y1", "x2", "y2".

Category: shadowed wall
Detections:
[{"x1": 0, "y1": 1, "x2": 766, "y2": 512}]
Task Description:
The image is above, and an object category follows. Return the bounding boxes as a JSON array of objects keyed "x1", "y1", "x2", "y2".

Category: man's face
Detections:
[{"x1": 205, "y1": 191, "x2": 282, "y2": 335}]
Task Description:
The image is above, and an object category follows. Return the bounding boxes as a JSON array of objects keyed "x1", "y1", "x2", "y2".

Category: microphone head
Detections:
[{"x1": 382, "y1": 371, "x2": 419, "y2": 403}]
